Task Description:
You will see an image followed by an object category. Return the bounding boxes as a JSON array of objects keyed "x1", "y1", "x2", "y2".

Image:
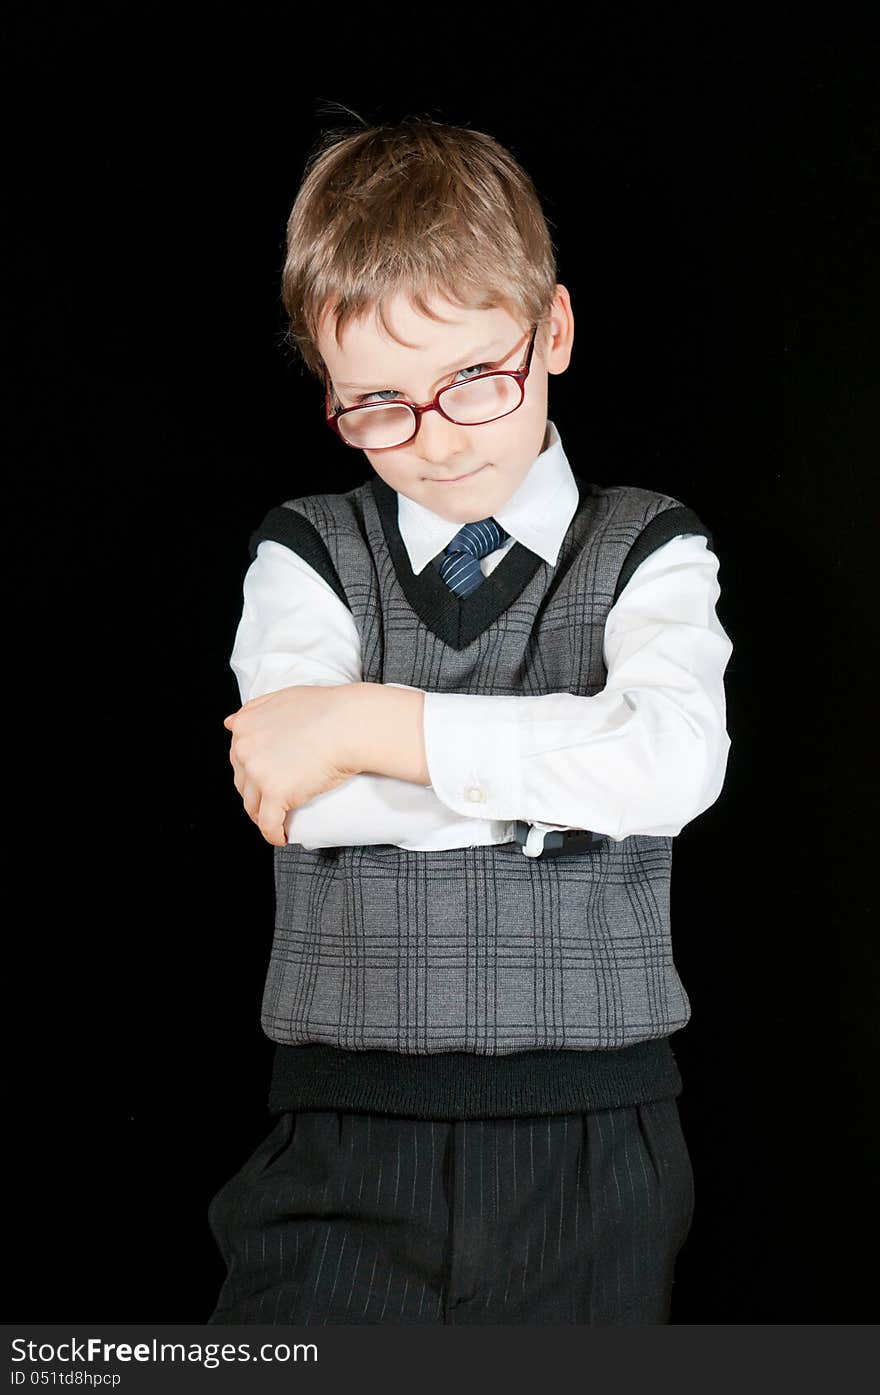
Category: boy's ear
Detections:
[
  {"x1": 545, "y1": 284, "x2": 574, "y2": 375},
  {"x1": 322, "y1": 363, "x2": 340, "y2": 410}
]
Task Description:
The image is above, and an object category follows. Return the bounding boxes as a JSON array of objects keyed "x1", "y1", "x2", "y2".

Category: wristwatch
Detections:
[{"x1": 512, "y1": 820, "x2": 608, "y2": 858}]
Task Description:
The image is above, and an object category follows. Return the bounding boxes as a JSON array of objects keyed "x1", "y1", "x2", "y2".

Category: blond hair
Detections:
[{"x1": 281, "y1": 114, "x2": 558, "y2": 382}]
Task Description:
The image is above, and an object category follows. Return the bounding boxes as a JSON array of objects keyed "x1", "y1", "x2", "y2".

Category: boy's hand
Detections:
[{"x1": 223, "y1": 684, "x2": 362, "y2": 848}]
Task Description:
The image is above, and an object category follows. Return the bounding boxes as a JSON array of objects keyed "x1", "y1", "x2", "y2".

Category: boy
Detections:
[{"x1": 206, "y1": 117, "x2": 732, "y2": 1326}]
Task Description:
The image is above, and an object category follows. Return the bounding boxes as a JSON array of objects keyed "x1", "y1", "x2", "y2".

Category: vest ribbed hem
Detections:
[{"x1": 267, "y1": 1037, "x2": 684, "y2": 1120}]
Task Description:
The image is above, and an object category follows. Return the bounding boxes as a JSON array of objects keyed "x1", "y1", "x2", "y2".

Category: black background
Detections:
[{"x1": 5, "y1": 3, "x2": 879, "y2": 1324}]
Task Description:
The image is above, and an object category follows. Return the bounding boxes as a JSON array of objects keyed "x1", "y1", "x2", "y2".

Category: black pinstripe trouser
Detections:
[{"x1": 205, "y1": 1097, "x2": 695, "y2": 1325}]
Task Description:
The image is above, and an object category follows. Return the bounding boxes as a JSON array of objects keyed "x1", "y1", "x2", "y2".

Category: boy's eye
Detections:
[{"x1": 355, "y1": 363, "x2": 492, "y2": 406}]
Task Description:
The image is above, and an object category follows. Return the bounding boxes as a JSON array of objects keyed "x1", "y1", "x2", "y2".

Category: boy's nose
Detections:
[{"x1": 412, "y1": 407, "x2": 468, "y2": 466}]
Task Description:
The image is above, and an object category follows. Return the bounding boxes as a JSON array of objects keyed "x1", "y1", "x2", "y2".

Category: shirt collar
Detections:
[{"x1": 396, "y1": 419, "x2": 579, "y2": 575}]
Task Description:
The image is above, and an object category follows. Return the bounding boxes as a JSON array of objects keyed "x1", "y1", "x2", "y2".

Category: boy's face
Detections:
[{"x1": 317, "y1": 286, "x2": 574, "y2": 523}]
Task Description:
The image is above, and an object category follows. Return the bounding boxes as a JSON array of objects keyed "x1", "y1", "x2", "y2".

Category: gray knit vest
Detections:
[{"x1": 247, "y1": 469, "x2": 712, "y2": 1056}]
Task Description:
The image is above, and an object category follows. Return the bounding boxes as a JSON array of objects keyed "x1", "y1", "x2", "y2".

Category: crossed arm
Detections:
[
  {"x1": 223, "y1": 533, "x2": 734, "y2": 850},
  {"x1": 224, "y1": 680, "x2": 431, "y2": 847}
]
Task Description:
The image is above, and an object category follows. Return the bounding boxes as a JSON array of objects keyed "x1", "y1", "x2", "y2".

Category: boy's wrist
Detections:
[{"x1": 342, "y1": 681, "x2": 431, "y2": 786}]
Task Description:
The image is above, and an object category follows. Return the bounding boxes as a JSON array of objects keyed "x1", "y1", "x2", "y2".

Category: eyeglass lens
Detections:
[{"x1": 336, "y1": 374, "x2": 522, "y2": 448}]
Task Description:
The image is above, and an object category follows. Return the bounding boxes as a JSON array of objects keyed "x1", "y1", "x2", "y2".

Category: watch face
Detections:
[{"x1": 513, "y1": 824, "x2": 607, "y2": 855}]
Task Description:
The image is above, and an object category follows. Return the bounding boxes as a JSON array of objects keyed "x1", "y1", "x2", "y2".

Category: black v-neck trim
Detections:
[{"x1": 370, "y1": 473, "x2": 591, "y2": 651}]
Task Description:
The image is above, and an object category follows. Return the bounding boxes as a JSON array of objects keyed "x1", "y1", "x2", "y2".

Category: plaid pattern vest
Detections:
[{"x1": 246, "y1": 470, "x2": 712, "y2": 1057}]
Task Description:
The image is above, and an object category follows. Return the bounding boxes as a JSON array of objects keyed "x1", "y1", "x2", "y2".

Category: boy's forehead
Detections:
[{"x1": 318, "y1": 293, "x2": 519, "y2": 380}]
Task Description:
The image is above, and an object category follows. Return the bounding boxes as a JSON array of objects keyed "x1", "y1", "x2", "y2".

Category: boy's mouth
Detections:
[{"x1": 428, "y1": 464, "x2": 488, "y2": 484}]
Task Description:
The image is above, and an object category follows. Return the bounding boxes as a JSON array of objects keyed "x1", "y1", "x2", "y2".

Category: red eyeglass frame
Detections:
[{"x1": 323, "y1": 323, "x2": 539, "y2": 450}]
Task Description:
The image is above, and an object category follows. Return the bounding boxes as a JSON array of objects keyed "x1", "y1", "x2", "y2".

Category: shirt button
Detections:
[{"x1": 466, "y1": 786, "x2": 487, "y2": 803}]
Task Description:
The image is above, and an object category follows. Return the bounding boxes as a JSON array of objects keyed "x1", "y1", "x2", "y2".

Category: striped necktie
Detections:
[{"x1": 439, "y1": 517, "x2": 510, "y2": 598}]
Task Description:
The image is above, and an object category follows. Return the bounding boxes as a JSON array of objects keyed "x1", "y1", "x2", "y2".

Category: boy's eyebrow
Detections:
[{"x1": 335, "y1": 340, "x2": 504, "y2": 391}]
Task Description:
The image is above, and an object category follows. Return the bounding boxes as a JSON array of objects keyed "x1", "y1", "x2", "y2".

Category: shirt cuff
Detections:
[
  {"x1": 422, "y1": 691, "x2": 524, "y2": 820},
  {"x1": 285, "y1": 772, "x2": 515, "y2": 850}
]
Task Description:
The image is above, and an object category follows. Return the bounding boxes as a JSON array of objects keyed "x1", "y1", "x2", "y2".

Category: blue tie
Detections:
[{"x1": 439, "y1": 517, "x2": 510, "y2": 598}]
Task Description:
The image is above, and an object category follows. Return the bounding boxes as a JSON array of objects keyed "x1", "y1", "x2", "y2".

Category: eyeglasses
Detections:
[{"x1": 323, "y1": 323, "x2": 538, "y2": 450}]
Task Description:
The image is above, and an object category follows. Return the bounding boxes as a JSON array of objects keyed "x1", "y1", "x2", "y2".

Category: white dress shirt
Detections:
[{"x1": 229, "y1": 419, "x2": 733, "y2": 850}]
